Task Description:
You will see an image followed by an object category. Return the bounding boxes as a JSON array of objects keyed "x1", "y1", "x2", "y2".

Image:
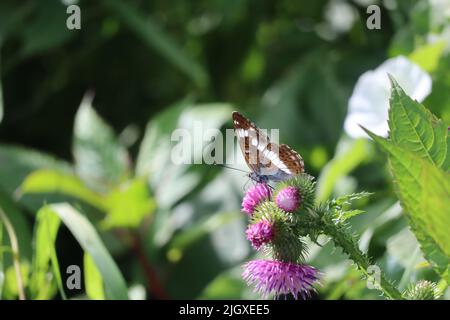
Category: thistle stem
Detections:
[{"x1": 321, "y1": 222, "x2": 404, "y2": 300}]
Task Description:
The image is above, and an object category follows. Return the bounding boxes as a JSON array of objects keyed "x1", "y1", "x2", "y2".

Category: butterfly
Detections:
[{"x1": 232, "y1": 111, "x2": 304, "y2": 184}]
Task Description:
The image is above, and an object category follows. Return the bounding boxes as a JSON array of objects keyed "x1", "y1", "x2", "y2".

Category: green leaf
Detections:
[
  {"x1": 46, "y1": 203, "x2": 128, "y2": 299},
  {"x1": 388, "y1": 75, "x2": 449, "y2": 170},
  {"x1": 2, "y1": 262, "x2": 29, "y2": 300},
  {"x1": 29, "y1": 206, "x2": 63, "y2": 300},
  {"x1": 365, "y1": 129, "x2": 450, "y2": 282},
  {"x1": 102, "y1": 178, "x2": 155, "y2": 229},
  {"x1": 0, "y1": 144, "x2": 71, "y2": 211},
  {"x1": 20, "y1": 169, "x2": 107, "y2": 210},
  {"x1": 409, "y1": 41, "x2": 446, "y2": 73},
  {"x1": 334, "y1": 192, "x2": 372, "y2": 206},
  {"x1": 84, "y1": 253, "x2": 105, "y2": 300},
  {"x1": 420, "y1": 162, "x2": 450, "y2": 258},
  {"x1": 73, "y1": 94, "x2": 130, "y2": 192},
  {"x1": 101, "y1": 0, "x2": 208, "y2": 88}
]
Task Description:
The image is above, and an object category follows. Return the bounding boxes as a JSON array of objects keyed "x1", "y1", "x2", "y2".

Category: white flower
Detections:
[{"x1": 344, "y1": 56, "x2": 432, "y2": 138}]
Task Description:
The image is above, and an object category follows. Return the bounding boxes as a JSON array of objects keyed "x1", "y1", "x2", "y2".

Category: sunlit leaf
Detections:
[
  {"x1": 29, "y1": 206, "x2": 63, "y2": 300},
  {"x1": 2, "y1": 262, "x2": 29, "y2": 300},
  {"x1": 420, "y1": 162, "x2": 450, "y2": 257},
  {"x1": 409, "y1": 41, "x2": 446, "y2": 73},
  {"x1": 388, "y1": 75, "x2": 449, "y2": 170},
  {"x1": 20, "y1": 169, "x2": 107, "y2": 211},
  {"x1": 102, "y1": 178, "x2": 155, "y2": 229},
  {"x1": 84, "y1": 252, "x2": 105, "y2": 300},
  {"x1": 0, "y1": 145, "x2": 71, "y2": 209},
  {"x1": 365, "y1": 130, "x2": 450, "y2": 282}
]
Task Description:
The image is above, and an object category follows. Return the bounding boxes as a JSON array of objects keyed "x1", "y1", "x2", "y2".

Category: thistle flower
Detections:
[
  {"x1": 242, "y1": 259, "x2": 319, "y2": 299},
  {"x1": 241, "y1": 183, "x2": 272, "y2": 215},
  {"x1": 245, "y1": 221, "x2": 274, "y2": 250},
  {"x1": 275, "y1": 186, "x2": 301, "y2": 212}
]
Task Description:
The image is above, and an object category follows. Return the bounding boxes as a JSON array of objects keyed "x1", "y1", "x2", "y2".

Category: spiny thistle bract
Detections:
[{"x1": 404, "y1": 281, "x2": 441, "y2": 300}]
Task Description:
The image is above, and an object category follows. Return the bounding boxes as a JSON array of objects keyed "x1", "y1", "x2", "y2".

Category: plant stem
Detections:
[
  {"x1": 0, "y1": 207, "x2": 26, "y2": 300},
  {"x1": 322, "y1": 222, "x2": 404, "y2": 300},
  {"x1": 131, "y1": 233, "x2": 168, "y2": 299}
]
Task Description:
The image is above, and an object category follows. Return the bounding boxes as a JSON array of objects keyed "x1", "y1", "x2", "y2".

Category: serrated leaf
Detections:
[
  {"x1": 365, "y1": 129, "x2": 450, "y2": 282},
  {"x1": 337, "y1": 210, "x2": 365, "y2": 222},
  {"x1": 73, "y1": 94, "x2": 130, "y2": 192},
  {"x1": 388, "y1": 75, "x2": 449, "y2": 170},
  {"x1": 420, "y1": 162, "x2": 450, "y2": 257},
  {"x1": 335, "y1": 192, "x2": 372, "y2": 206}
]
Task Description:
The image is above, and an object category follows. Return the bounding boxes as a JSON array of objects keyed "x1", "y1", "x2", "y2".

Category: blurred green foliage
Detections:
[{"x1": 0, "y1": 0, "x2": 449, "y2": 299}]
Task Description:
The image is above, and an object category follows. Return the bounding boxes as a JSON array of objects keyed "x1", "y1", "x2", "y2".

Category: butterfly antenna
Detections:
[{"x1": 213, "y1": 162, "x2": 249, "y2": 174}]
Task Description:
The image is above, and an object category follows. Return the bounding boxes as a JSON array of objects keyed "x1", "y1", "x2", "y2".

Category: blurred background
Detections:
[{"x1": 0, "y1": 0, "x2": 449, "y2": 299}]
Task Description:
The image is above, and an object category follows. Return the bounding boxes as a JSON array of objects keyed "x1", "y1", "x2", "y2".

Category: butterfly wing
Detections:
[
  {"x1": 233, "y1": 111, "x2": 304, "y2": 181},
  {"x1": 232, "y1": 111, "x2": 270, "y2": 173}
]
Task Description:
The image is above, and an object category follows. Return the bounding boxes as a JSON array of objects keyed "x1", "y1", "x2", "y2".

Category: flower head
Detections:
[
  {"x1": 243, "y1": 259, "x2": 319, "y2": 299},
  {"x1": 276, "y1": 186, "x2": 301, "y2": 212},
  {"x1": 241, "y1": 183, "x2": 271, "y2": 215},
  {"x1": 344, "y1": 56, "x2": 431, "y2": 138},
  {"x1": 245, "y1": 221, "x2": 274, "y2": 250}
]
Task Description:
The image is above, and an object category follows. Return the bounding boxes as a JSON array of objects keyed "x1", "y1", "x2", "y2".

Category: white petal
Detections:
[{"x1": 344, "y1": 56, "x2": 432, "y2": 138}]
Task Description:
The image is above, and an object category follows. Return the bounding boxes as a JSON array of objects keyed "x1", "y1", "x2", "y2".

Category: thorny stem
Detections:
[
  {"x1": 321, "y1": 222, "x2": 404, "y2": 300},
  {"x1": 0, "y1": 207, "x2": 26, "y2": 300}
]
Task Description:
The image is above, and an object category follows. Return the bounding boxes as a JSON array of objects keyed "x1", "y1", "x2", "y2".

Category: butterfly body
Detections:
[{"x1": 232, "y1": 111, "x2": 304, "y2": 183}]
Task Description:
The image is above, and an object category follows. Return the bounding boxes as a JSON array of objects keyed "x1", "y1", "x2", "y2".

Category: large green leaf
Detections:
[
  {"x1": 20, "y1": 169, "x2": 107, "y2": 211},
  {"x1": 73, "y1": 94, "x2": 130, "y2": 192},
  {"x1": 388, "y1": 75, "x2": 449, "y2": 170},
  {"x1": 365, "y1": 130, "x2": 450, "y2": 282},
  {"x1": 420, "y1": 162, "x2": 450, "y2": 257},
  {"x1": 46, "y1": 203, "x2": 128, "y2": 299}
]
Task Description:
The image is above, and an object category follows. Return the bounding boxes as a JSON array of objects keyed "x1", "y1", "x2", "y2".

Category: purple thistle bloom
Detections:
[
  {"x1": 245, "y1": 221, "x2": 274, "y2": 250},
  {"x1": 241, "y1": 183, "x2": 272, "y2": 215},
  {"x1": 276, "y1": 186, "x2": 301, "y2": 213},
  {"x1": 242, "y1": 259, "x2": 319, "y2": 299}
]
